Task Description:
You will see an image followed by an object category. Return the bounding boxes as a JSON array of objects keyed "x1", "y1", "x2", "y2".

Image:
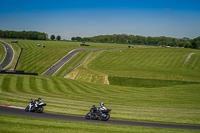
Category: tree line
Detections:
[
  {"x1": 71, "y1": 34, "x2": 200, "y2": 49},
  {"x1": 0, "y1": 30, "x2": 48, "y2": 40},
  {"x1": 0, "y1": 30, "x2": 62, "y2": 41}
]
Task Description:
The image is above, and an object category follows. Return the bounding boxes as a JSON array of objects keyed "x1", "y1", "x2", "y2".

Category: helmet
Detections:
[
  {"x1": 100, "y1": 102, "x2": 104, "y2": 106},
  {"x1": 38, "y1": 98, "x2": 41, "y2": 100}
]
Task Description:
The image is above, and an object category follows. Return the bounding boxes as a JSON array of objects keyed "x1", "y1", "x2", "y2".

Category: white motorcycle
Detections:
[{"x1": 25, "y1": 99, "x2": 46, "y2": 113}]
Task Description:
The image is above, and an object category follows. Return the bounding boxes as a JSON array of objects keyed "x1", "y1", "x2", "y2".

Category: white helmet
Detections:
[{"x1": 100, "y1": 102, "x2": 104, "y2": 106}]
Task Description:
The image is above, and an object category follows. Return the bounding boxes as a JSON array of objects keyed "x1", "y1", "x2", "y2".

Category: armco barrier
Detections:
[
  {"x1": 14, "y1": 47, "x2": 23, "y2": 71},
  {"x1": 0, "y1": 70, "x2": 38, "y2": 76}
]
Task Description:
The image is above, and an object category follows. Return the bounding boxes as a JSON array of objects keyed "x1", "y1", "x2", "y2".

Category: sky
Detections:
[{"x1": 0, "y1": 0, "x2": 200, "y2": 40}]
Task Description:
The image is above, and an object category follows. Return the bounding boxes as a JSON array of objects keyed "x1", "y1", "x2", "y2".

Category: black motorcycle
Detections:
[
  {"x1": 25, "y1": 99, "x2": 46, "y2": 113},
  {"x1": 85, "y1": 106, "x2": 111, "y2": 121}
]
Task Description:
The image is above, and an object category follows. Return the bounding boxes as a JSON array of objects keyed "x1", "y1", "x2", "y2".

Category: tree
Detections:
[
  {"x1": 75, "y1": 36, "x2": 82, "y2": 42},
  {"x1": 71, "y1": 37, "x2": 76, "y2": 41},
  {"x1": 56, "y1": 35, "x2": 61, "y2": 41},
  {"x1": 38, "y1": 34, "x2": 46, "y2": 40},
  {"x1": 191, "y1": 36, "x2": 200, "y2": 49},
  {"x1": 50, "y1": 35, "x2": 55, "y2": 40}
]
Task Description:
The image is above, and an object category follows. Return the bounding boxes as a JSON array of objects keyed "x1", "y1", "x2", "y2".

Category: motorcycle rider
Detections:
[
  {"x1": 34, "y1": 98, "x2": 42, "y2": 108},
  {"x1": 29, "y1": 98, "x2": 41, "y2": 111},
  {"x1": 91, "y1": 102, "x2": 107, "y2": 118},
  {"x1": 97, "y1": 102, "x2": 107, "y2": 112},
  {"x1": 29, "y1": 99, "x2": 34, "y2": 111},
  {"x1": 91, "y1": 105, "x2": 98, "y2": 118},
  {"x1": 100, "y1": 102, "x2": 107, "y2": 111}
]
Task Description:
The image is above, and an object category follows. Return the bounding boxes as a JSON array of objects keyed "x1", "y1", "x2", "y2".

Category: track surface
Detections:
[
  {"x1": 43, "y1": 49, "x2": 85, "y2": 76},
  {"x1": 42, "y1": 48, "x2": 121, "y2": 76},
  {"x1": 0, "y1": 41, "x2": 14, "y2": 69},
  {"x1": 0, "y1": 106, "x2": 200, "y2": 130}
]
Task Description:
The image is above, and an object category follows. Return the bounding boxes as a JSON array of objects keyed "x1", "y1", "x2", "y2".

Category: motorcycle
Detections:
[
  {"x1": 85, "y1": 106, "x2": 111, "y2": 121},
  {"x1": 25, "y1": 99, "x2": 46, "y2": 113}
]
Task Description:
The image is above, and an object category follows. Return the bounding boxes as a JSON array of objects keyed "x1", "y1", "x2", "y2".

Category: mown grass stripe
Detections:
[
  {"x1": 44, "y1": 77, "x2": 59, "y2": 94},
  {"x1": 41, "y1": 78, "x2": 52, "y2": 93},
  {"x1": 34, "y1": 77, "x2": 46, "y2": 93},
  {"x1": 77, "y1": 82, "x2": 105, "y2": 94},
  {"x1": 72, "y1": 82, "x2": 91, "y2": 94},
  {"x1": 16, "y1": 76, "x2": 24, "y2": 92},
  {"x1": 59, "y1": 79, "x2": 77, "y2": 94},
  {"x1": 187, "y1": 54, "x2": 200, "y2": 71},
  {"x1": 49, "y1": 78, "x2": 65, "y2": 94},
  {"x1": 29, "y1": 77, "x2": 38, "y2": 92},
  {"x1": 22, "y1": 76, "x2": 32, "y2": 93},
  {"x1": 1, "y1": 76, "x2": 11, "y2": 92},
  {"x1": 61, "y1": 80, "x2": 82, "y2": 94}
]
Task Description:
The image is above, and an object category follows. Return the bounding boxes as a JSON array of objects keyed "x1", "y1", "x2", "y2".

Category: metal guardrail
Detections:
[
  {"x1": 14, "y1": 47, "x2": 23, "y2": 71},
  {"x1": 62, "y1": 52, "x2": 93, "y2": 77}
]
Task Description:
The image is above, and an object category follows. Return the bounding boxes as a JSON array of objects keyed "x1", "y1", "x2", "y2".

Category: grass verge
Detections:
[{"x1": 0, "y1": 115, "x2": 199, "y2": 133}]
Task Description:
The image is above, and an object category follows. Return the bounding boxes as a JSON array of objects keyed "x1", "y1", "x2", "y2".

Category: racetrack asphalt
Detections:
[
  {"x1": 0, "y1": 41, "x2": 14, "y2": 70},
  {"x1": 0, "y1": 106, "x2": 200, "y2": 130},
  {"x1": 43, "y1": 49, "x2": 86, "y2": 76}
]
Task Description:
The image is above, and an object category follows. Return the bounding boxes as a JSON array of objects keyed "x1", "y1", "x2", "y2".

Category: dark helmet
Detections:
[{"x1": 38, "y1": 98, "x2": 41, "y2": 100}]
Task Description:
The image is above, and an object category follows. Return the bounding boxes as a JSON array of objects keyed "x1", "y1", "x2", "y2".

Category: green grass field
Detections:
[
  {"x1": 0, "y1": 39, "x2": 200, "y2": 132},
  {"x1": 88, "y1": 48, "x2": 200, "y2": 81},
  {"x1": 61, "y1": 48, "x2": 200, "y2": 85},
  {"x1": 0, "y1": 74, "x2": 200, "y2": 125}
]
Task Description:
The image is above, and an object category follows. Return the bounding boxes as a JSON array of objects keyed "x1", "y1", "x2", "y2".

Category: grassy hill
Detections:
[
  {"x1": 62, "y1": 47, "x2": 200, "y2": 85},
  {"x1": 0, "y1": 74, "x2": 200, "y2": 125},
  {"x1": 0, "y1": 39, "x2": 200, "y2": 132},
  {"x1": 1, "y1": 39, "x2": 129, "y2": 74},
  {"x1": 88, "y1": 48, "x2": 200, "y2": 81}
]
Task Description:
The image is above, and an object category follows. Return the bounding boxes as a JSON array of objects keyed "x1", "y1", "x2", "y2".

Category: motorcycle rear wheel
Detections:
[
  {"x1": 101, "y1": 114, "x2": 110, "y2": 121},
  {"x1": 37, "y1": 107, "x2": 44, "y2": 113}
]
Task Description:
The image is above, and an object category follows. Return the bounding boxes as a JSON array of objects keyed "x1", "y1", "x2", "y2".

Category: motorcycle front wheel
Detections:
[
  {"x1": 25, "y1": 106, "x2": 29, "y2": 112},
  {"x1": 85, "y1": 113, "x2": 92, "y2": 120}
]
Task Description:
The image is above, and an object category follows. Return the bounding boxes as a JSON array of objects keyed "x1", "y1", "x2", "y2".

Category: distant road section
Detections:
[
  {"x1": 183, "y1": 52, "x2": 195, "y2": 66},
  {"x1": 43, "y1": 49, "x2": 85, "y2": 76},
  {"x1": 43, "y1": 48, "x2": 123, "y2": 76},
  {"x1": 0, "y1": 106, "x2": 200, "y2": 130},
  {"x1": 0, "y1": 41, "x2": 14, "y2": 70}
]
